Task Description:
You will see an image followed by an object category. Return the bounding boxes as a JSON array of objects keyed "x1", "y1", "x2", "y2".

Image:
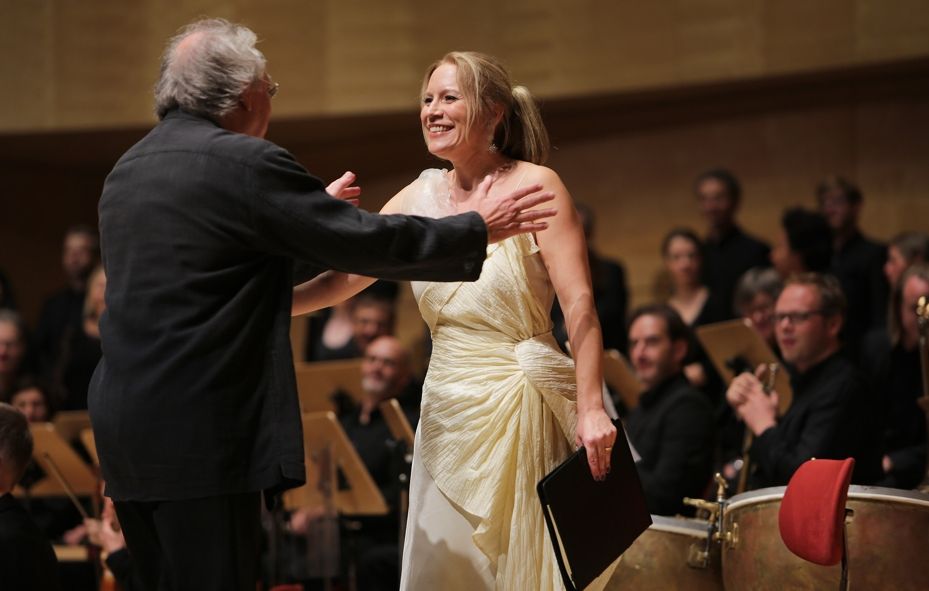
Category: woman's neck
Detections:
[
  {"x1": 448, "y1": 151, "x2": 512, "y2": 195},
  {"x1": 673, "y1": 283, "x2": 705, "y2": 300}
]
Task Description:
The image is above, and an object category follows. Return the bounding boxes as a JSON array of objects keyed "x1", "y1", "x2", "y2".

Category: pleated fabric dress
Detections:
[{"x1": 399, "y1": 169, "x2": 618, "y2": 590}]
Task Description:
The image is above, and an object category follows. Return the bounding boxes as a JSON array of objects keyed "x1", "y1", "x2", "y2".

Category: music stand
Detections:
[
  {"x1": 284, "y1": 411, "x2": 387, "y2": 516},
  {"x1": 279, "y1": 412, "x2": 388, "y2": 588},
  {"x1": 81, "y1": 428, "x2": 99, "y2": 467},
  {"x1": 294, "y1": 359, "x2": 365, "y2": 413},
  {"x1": 379, "y1": 399, "x2": 415, "y2": 449},
  {"x1": 696, "y1": 319, "x2": 792, "y2": 414},
  {"x1": 378, "y1": 398, "x2": 416, "y2": 553},
  {"x1": 602, "y1": 349, "x2": 644, "y2": 411},
  {"x1": 52, "y1": 410, "x2": 91, "y2": 444},
  {"x1": 20, "y1": 422, "x2": 97, "y2": 497}
]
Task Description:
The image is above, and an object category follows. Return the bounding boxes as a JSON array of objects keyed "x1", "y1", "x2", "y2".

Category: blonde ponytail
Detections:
[{"x1": 503, "y1": 85, "x2": 549, "y2": 164}]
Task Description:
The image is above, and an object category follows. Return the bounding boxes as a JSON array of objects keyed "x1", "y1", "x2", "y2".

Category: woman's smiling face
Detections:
[{"x1": 421, "y1": 63, "x2": 483, "y2": 160}]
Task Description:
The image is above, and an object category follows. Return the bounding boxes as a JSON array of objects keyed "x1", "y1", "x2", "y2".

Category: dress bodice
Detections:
[{"x1": 405, "y1": 169, "x2": 554, "y2": 339}]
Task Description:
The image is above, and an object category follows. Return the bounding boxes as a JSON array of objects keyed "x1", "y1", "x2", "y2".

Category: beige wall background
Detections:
[
  {"x1": 2, "y1": 0, "x2": 928, "y2": 337},
  {"x1": 3, "y1": 0, "x2": 929, "y2": 131}
]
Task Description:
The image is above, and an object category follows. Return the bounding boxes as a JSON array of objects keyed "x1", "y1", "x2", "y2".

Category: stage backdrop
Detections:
[{"x1": 1, "y1": 1, "x2": 928, "y2": 341}]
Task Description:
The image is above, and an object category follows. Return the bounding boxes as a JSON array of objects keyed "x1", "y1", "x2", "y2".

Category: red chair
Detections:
[{"x1": 778, "y1": 458, "x2": 855, "y2": 591}]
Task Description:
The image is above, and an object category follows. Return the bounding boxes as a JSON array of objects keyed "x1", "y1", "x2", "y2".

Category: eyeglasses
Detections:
[
  {"x1": 773, "y1": 310, "x2": 827, "y2": 325},
  {"x1": 363, "y1": 354, "x2": 399, "y2": 369},
  {"x1": 267, "y1": 79, "x2": 280, "y2": 98}
]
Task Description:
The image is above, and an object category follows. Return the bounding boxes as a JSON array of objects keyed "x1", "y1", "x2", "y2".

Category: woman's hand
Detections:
[
  {"x1": 326, "y1": 171, "x2": 361, "y2": 206},
  {"x1": 575, "y1": 408, "x2": 617, "y2": 481}
]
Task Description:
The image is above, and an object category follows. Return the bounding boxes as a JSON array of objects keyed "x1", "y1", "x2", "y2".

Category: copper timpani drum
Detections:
[
  {"x1": 606, "y1": 515, "x2": 723, "y2": 591},
  {"x1": 721, "y1": 485, "x2": 929, "y2": 591}
]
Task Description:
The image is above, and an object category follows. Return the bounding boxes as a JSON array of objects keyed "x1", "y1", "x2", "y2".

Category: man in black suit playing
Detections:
[
  {"x1": 88, "y1": 18, "x2": 555, "y2": 591},
  {"x1": 624, "y1": 305, "x2": 715, "y2": 516},
  {"x1": 726, "y1": 273, "x2": 880, "y2": 488},
  {"x1": 0, "y1": 403, "x2": 61, "y2": 591}
]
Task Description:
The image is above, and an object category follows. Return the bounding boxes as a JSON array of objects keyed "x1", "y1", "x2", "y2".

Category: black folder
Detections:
[{"x1": 537, "y1": 421, "x2": 651, "y2": 590}]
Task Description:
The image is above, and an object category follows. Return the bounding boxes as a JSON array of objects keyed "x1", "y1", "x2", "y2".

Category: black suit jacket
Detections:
[
  {"x1": 89, "y1": 109, "x2": 488, "y2": 502},
  {"x1": 830, "y1": 231, "x2": 888, "y2": 355},
  {"x1": 625, "y1": 374, "x2": 715, "y2": 516},
  {"x1": 0, "y1": 493, "x2": 61, "y2": 591},
  {"x1": 703, "y1": 225, "x2": 771, "y2": 319},
  {"x1": 750, "y1": 353, "x2": 881, "y2": 488}
]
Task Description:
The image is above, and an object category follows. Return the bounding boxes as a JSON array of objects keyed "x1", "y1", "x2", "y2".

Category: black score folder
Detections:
[{"x1": 537, "y1": 420, "x2": 651, "y2": 590}]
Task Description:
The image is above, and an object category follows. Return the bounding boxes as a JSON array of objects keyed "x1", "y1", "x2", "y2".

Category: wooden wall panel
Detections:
[
  {"x1": 2, "y1": 0, "x2": 928, "y2": 132},
  {"x1": 1, "y1": 1, "x2": 56, "y2": 129},
  {"x1": 50, "y1": 2, "x2": 156, "y2": 127},
  {"x1": 3, "y1": 78, "x2": 927, "y2": 325},
  {"x1": 235, "y1": 0, "x2": 331, "y2": 115},
  {"x1": 857, "y1": 0, "x2": 929, "y2": 61}
]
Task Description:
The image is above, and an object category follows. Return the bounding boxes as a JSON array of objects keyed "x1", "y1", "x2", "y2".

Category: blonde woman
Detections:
[{"x1": 294, "y1": 52, "x2": 617, "y2": 590}]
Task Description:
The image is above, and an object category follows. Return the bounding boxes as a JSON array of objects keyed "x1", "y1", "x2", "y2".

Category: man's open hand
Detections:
[{"x1": 473, "y1": 175, "x2": 556, "y2": 243}]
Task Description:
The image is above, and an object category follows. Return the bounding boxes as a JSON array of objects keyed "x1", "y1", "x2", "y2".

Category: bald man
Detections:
[{"x1": 288, "y1": 336, "x2": 419, "y2": 590}]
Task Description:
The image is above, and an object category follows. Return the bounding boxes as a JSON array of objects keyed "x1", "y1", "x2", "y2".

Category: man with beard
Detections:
[
  {"x1": 288, "y1": 336, "x2": 419, "y2": 590},
  {"x1": 625, "y1": 305, "x2": 715, "y2": 516}
]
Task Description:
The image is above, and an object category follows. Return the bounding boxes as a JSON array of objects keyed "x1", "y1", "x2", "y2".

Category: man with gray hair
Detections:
[
  {"x1": 0, "y1": 403, "x2": 60, "y2": 590},
  {"x1": 90, "y1": 18, "x2": 555, "y2": 590}
]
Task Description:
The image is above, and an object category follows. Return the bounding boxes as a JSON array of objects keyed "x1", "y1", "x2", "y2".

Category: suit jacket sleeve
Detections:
[
  {"x1": 247, "y1": 145, "x2": 487, "y2": 282},
  {"x1": 751, "y1": 387, "x2": 853, "y2": 485}
]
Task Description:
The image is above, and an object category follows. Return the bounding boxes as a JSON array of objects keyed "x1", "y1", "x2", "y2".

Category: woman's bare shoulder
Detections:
[
  {"x1": 511, "y1": 162, "x2": 570, "y2": 213},
  {"x1": 514, "y1": 162, "x2": 563, "y2": 187}
]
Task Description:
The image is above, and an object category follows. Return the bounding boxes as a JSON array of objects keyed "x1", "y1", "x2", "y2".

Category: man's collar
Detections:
[
  {"x1": 639, "y1": 372, "x2": 687, "y2": 407},
  {"x1": 162, "y1": 108, "x2": 220, "y2": 127},
  {"x1": 707, "y1": 223, "x2": 742, "y2": 245},
  {"x1": 789, "y1": 349, "x2": 842, "y2": 388}
]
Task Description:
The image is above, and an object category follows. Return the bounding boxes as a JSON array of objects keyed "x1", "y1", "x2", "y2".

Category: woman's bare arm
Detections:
[{"x1": 532, "y1": 165, "x2": 617, "y2": 480}]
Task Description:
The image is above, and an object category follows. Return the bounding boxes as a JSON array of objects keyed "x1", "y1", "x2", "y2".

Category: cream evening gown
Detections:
[{"x1": 398, "y1": 169, "x2": 618, "y2": 590}]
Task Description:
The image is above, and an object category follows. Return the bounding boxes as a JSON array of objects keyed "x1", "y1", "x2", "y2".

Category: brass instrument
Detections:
[
  {"x1": 916, "y1": 295, "x2": 929, "y2": 492},
  {"x1": 736, "y1": 363, "x2": 778, "y2": 494}
]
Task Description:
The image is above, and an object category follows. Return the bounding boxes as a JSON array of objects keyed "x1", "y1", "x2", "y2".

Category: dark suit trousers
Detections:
[{"x1": 114, "y1": 492, "x2": 261, "y2": 591}]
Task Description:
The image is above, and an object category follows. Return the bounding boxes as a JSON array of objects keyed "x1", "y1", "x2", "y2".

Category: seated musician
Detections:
[
  {"x1": 0, "y1": 402, "x2": 61, "y2": 590},
  {"x1": 716, "y1": 268, "x2": 785, "y2": 481},
  {"x1": 861, "y1": 263, "x2": 929, "y2": 488},
  {"x1": 307, "y1": 293, "x2": 396, "y2": 361},
  {"x1": 9, "y1": 377, "x2": 53, "y2": 424},
  {"x1": 9, "y1": 378, "x2": 90, "y2": 551},
  {"x1": 289, "y1": 335, "x2": 420, "y2": 591},
  {"x1": 625, "y1": 305, "x2": 715, "y2": 516},
  {"x1": 726, "y1": 273, "x2": 881, "y2": 488},
  {"x1": 84, "y1": 489, "x2": 143, "y2": 591}
]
